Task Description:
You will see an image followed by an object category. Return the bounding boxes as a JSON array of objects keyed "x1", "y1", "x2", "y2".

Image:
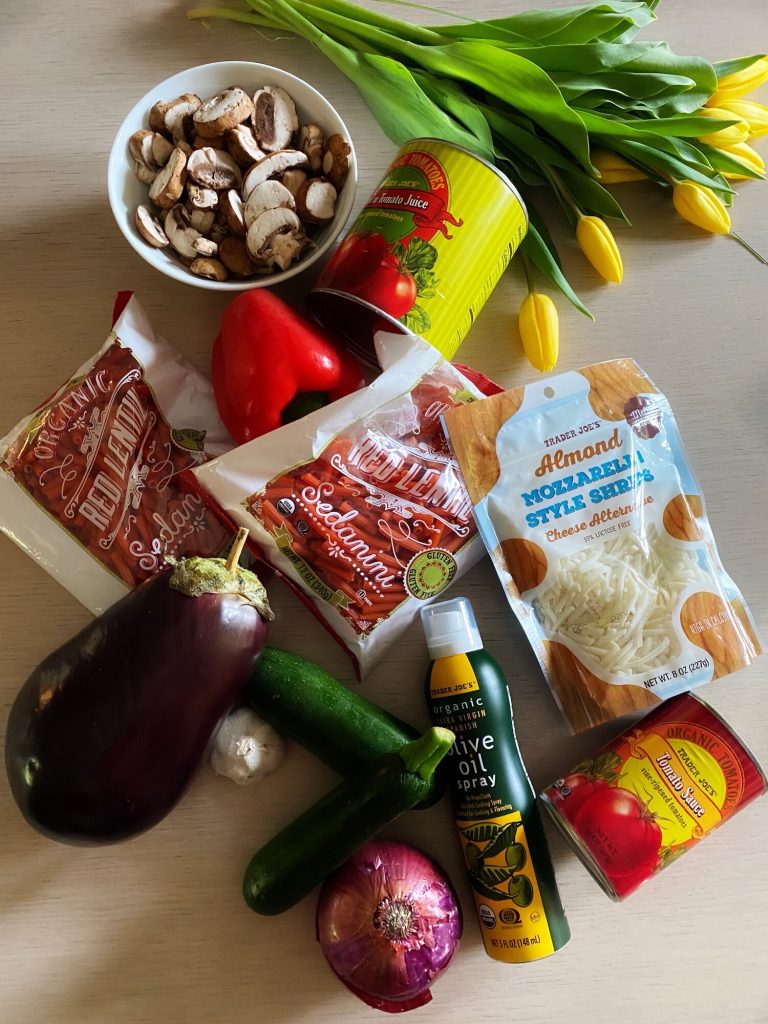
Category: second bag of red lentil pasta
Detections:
[{"x1": 192, "y1": 332, "x2": 485, "y2": 675}]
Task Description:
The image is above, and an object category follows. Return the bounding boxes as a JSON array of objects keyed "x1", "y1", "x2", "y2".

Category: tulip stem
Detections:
[
  {"x1": 521, "y1": 253, "x2": 535, "y2": 292},
  {"x1": 730, "y1": 231, "x2": 768, "y2": 265}
]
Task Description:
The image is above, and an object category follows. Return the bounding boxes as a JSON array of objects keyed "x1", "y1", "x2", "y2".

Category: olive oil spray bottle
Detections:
[{"x1": 421, "y1": 597, "x2": 570, "y2": 963}]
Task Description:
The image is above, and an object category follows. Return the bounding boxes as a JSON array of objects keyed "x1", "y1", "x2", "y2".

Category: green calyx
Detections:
[
  {"x1": 169, "y1": 528, "x2": 274, "y2": 621},
  {"x1": 398, "y1": 726, "x2": 454, "y2": 780}
]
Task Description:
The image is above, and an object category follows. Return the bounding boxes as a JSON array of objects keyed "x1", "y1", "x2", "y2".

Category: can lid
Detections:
[{"x1": 421, "y1": 596, "x2": 483, "y2": 659}]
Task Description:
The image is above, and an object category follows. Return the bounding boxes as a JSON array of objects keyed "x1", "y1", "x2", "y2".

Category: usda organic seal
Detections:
[{"x1": 405, "y1": 549, "x2": 457, "y2": 600}]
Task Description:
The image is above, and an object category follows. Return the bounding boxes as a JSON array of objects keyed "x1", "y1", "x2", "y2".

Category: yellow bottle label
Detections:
[
  {"x1": 457, "y1": 811, "x2": 556, "y2": 962},
  {"x1": 429, "y1": 652, "x2": 561, "y2": 963}
]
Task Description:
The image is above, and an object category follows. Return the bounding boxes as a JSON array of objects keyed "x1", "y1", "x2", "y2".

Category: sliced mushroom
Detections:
[
  {"x1": 241, "y1": 150, "x2": 308, "y2": 200},
  {"x1": 295, "y1": 178, "x2": 337, "y2": 225},
  {"x1": 135, "y1": 205, "x2": 170, "y2": 248},
  {"x1": 149, "y1": 98, "x2": 173, "y2": 136},
  {"x1": 280, "y1": 168, "x2": 308, "y2": 198},
  {"x1": 244, "y1": 180, "x2": 296, "y2": 229},
  {"x1": 297, "y1": 123, "x2": 325, "y2": 172},
  {"x1": 187, "y1": 147, "x2": 242, "y2": 191},
  {"x1": 148, "y1": 148, "x2": 187, "y2": 209},
  {"x1": 226, "y1": 125, "x2": 266, "y2": 167},
  {"x1": 175, "y1": 140, "x2": 193, "y2": 158},
  {"x1": 192, "y1": 236, "x2": 219, "y2": 257},
  {"x1": 246, "y1": 207, "x2": 308, "y2": 271},
  {"x1": 322, "y1": 134, "x2": 351, "y2": 191},
  {"x1": 187, "y1": 183, "x2": 219, "y2": 209},
  {"x1": 219, "y1": 236, "x2": 257, "y2": 276},
  {"x1": 187, "y1": 206, "x2": 216, "y2": 234},
  {"x1": 189, "y1": 257, "x2": 228, "y2": 281},
  {"x1": 210, "y1": 222, "x2": 231, "y2": 245},
  {"x1": 164, "y1": 204, "x2": 203, "y2": 258},
  {"x1": 194, "y1": 87, "x2": 254, "y2": 138},
  {"x1": 194, "y1": 132, "x2": 226, "y2": 150},
  {"x1": 129, "y1": 129, "x2": 173, "y2": 185},
  {"x1": 252, "y1": 86, "x2": 298, "y2": 152},
  {"x1": 220, "y1": 190, "x2": 246, "y2": 236},
  {"x1": 163, "y1": 94, "x2": 202, "y2": 143}
]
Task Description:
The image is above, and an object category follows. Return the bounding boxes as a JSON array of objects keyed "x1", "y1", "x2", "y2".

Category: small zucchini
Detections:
[
  {"x1": 245, "y1": 648, "x2": 443, "y2": 806},
  {"x1": 242, "y1": 727, "x2": 454, "y2": 916}
]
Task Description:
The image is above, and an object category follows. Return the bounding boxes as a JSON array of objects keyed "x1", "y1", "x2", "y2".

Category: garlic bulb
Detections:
[{"x1": 210, "y1": 708, "x2": 284, "y2": 785}]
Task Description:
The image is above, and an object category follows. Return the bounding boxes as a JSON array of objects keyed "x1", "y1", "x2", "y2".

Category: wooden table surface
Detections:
[{"x1": 1, "y1": 2, "x2": 767, "y2": 1022}]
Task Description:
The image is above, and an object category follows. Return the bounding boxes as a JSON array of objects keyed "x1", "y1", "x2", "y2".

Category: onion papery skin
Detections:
[{"x1": 316, "y1": 840, "x2": 462, "y2": 1013}]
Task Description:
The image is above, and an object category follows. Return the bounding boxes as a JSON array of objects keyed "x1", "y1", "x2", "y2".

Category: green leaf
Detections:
[
  {"x1": 411, "y1": 40, "x2": 594, "y2": 172},
  {"x1": 508, "y1": 875, "x2": 535, "y2": 907},
  {"x1": 481, "y1": 820, "x2": 521, "y2": 858},
  {"x1": 505, "y1": 842, "x2": 527, "y2": 871},
  {"x1": 557, "y1": 165, "x2": 631, "y2": 222},
  {"x1": 713, "y1": 54, "x2": 767, "y2": 79},
  {"x1": 414, "y1": 267, "x2": 439, "y2": 298},
  {"x1": 476, "y1": 865, "x2": 516, "y2": 886},
  {"x1": 483, "y1": 104, "x2": 577, "y2": 172},
  {"x1": 172, "y1": 427, "x2": 207, "y2": 452},
  {"x1": 698, "y1": 143, "x2": 765, "y2": 181},
  {"x1": 403, "y1": 304, "x2": 431, "y2": 333},
  {"x1": 460, "y1": 823, "x2": 502, "y2": 843},
  {"x1": 468, "y1": 873, "x2": 509, "y2": 901},
  {"x1": 402, "y1": 238, "x2": 438, "y2": 273},
  {"x1": 413, "y1": 71, "x2": 494, "y2": 151},
  {"x1": 611, "y1": 138, "x2": 732, "y2": 194},
  {"x1": 522, "y1": 220, "x2": 594, "y2": 319},
  {"x1": 621, "y1": 114, "x2": 738, "y2": 137}
]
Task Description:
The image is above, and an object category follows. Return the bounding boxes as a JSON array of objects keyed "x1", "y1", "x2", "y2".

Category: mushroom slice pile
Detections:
[
  {"x1": 252, "y1": 86, "x2": 298, "y2": 152},
  {"x1": 129, "y1": 130, "x2": 175, "y2": 184},
  {"x1": 244, "y1": 180, "x2": 296, "y2": 229},
  {"x1": 194, "y1": 88, "x2": 254, "y2": 138},
  {"x1": 241, "y1": 150, "x2": 309, "y2": 201},
  {"x1": 246, "y1": 208, "x2": 309, "y2": 271},
  {"x1": 187, "y1": 148, "x2": 242, "y2": 191},
  {"x1": 164, "y1": 204, "x2": 205, "y2": 258}
]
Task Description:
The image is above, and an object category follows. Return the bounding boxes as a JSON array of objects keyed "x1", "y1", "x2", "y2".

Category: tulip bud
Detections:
[
  {"x1": 576, "y1": 215, "x2": 624, "y2": 284},
  {"x1": 696, "y1": 106, "x2": 750, "y2": 148},
  {"x1": 722, "y1": 141, "x2": 766, "y2": 180},
  {"x1": 672, "y1": 181, "x2": 731, "y2": 234},
  {"x1": 592, "y1": 150, "x2": 647, "y2": 184},
  {"x1": 709, "y1": 57, "x2": 768, "y2": 105},
  {"x1": 518, "y1": 292, "x2": 559, "y2": 373},
  {"x1": 716, "y1": 99, "x2": 768, "y2": 138}
]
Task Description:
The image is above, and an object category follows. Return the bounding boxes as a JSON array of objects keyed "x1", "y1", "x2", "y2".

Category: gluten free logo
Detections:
[{"x1": 405, "y1": 548, "x2": 457, "y2": 599}]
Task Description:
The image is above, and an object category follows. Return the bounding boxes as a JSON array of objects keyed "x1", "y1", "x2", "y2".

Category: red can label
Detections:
[{"x1": 541, "y1": 694, "x2": 766, "y2": 899}]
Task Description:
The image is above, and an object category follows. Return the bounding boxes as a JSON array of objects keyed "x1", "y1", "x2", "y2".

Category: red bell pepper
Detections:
[{"x1": 211, "y1": 291, "x2": 365, "y2": 444}]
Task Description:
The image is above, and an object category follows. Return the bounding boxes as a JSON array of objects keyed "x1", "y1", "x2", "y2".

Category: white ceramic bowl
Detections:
[{"x1": 107, "y1": 61, "x2": 357, "y2": 291}]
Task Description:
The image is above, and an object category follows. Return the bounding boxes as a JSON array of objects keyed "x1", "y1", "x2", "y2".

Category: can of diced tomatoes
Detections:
[
  {"x1": 540, "y1": 693, "x2": 766, "y2": 900},
  {"x1": 307, "y1": 138, "x2": 528, "y2": 366}
]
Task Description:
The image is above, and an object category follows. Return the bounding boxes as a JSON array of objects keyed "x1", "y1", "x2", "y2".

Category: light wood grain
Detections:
[{"x1": 1, "y1": 2, "x2": 768, "y2": 1023}]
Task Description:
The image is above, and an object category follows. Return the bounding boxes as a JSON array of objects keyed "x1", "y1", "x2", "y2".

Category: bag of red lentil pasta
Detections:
[
  {"x1": 192, "y1": 332, "x2": 485, "y2": 676},
  {"x1": 0, "y1": 295, "x2": 235, "y2": 613}
]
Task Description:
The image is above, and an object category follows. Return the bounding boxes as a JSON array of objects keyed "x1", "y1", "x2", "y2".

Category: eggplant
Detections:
[{"x1": 5, "y1": 529, "x2": 272, "y2": 845}]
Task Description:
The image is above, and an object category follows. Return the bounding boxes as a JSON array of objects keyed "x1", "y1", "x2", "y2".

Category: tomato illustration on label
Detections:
[
  {"x1": 573, "y1": 787, "x2": 662, "y2": 880},
  {"x1": 321, "y1": 149, "x2": 463, "y2": 334}
]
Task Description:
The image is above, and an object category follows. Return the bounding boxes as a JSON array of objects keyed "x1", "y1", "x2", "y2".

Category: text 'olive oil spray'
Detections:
[{"x1": 421, "y1": 597, "x2": 570, "y2": 963}]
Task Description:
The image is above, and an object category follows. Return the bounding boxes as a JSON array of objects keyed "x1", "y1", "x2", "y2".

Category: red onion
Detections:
[{"x1": 316, "y1": 839, "x2": 462, "y2": 1013}]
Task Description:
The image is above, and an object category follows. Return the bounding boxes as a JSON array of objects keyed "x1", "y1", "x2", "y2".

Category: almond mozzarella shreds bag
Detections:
[
  {"x1": 442, "y1": 358, "x2": 761, "y2": 733},
  {"x1": 192, "y1": 332, "x2": 484, "y2": 676},
  {"x1": 0, "y1": 296, "x2": 235, "y2": 613}
]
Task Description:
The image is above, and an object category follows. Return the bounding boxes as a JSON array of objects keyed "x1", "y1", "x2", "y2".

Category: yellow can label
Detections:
[{"x1": 316, "y1": 139, "x2": 528, "y2": 359}]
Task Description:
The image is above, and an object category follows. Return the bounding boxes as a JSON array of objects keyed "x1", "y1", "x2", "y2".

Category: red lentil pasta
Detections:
[
  {"x1": 193, "y1": 333, "x2": 485, "y2": 675},
  {"x1": 0, "y1": 296, "x2": 236, "y2": 613}
]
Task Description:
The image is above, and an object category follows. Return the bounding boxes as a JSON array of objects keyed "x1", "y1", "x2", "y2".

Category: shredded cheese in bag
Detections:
[{"x1": 442, "y1": 358, "x2": 761, "y2": 733}]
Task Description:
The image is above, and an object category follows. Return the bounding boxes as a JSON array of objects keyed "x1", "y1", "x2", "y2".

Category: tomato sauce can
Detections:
[
  {"x1": 307, "y1": 138, "x2": 528, "y2": 366},
  {"x1": 540, "y1": 693, "x2": 766, "y2": 900}
]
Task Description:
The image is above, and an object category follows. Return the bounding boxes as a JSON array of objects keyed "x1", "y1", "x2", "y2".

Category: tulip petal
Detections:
[
  {"x1": 576, "y1": 216, "x2": 624, "y2": 284},
  {"x1": 672, "y1": 180, "x2": 731, "y2": 234},
  {"x1": 519, "y1": 292, "x2": 559, "y2": 373}
]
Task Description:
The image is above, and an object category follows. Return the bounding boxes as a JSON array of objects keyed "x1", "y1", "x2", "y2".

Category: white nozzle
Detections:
[{"x1": 421, "y1": 596, "x2": 483, "y2": 660}]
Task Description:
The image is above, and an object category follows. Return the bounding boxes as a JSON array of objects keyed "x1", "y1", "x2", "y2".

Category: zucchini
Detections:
[
  {"x1": 245, "y1": 648, "x2": 444, "y2": 806},
  {"x1": 242, "y1": 727, "x2": 454, "y2": 916}
]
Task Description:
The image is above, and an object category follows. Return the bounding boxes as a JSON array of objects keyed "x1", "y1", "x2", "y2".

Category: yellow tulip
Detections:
[
  {"x1": 722, "y1": 141, "x2": 766, "y2": 179},
  {"x1": 576, "y1": 215, "x2": 623, "y2": 284},
  {"x1": 518, "y1": 292, "x2": 559, "y2": 373},
  {"x1": 592, "y1": 150, "x2": 647, "y2": 184},
  {"x1": 709, "y1": 57, "x2": 768, "y2": 105},
  {"x1": 716, "y1": 99, "x2": 768, "y2": 138},
  {"x1": 696, "y1": 106, "x2": 749, "y2": 148},
  {"x1": 672, "y1": 181, "x2": 731, "y2": 235}
]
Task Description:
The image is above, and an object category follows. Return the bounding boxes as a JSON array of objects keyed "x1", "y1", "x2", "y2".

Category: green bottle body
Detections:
[{"x1": 426, "y1": 648, "x2": 570, "y2": 962}]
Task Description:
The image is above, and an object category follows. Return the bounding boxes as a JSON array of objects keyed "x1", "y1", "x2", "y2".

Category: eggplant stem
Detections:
[{"x1": 226, "y1": 527, "x2": 250, "y2": 572}]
